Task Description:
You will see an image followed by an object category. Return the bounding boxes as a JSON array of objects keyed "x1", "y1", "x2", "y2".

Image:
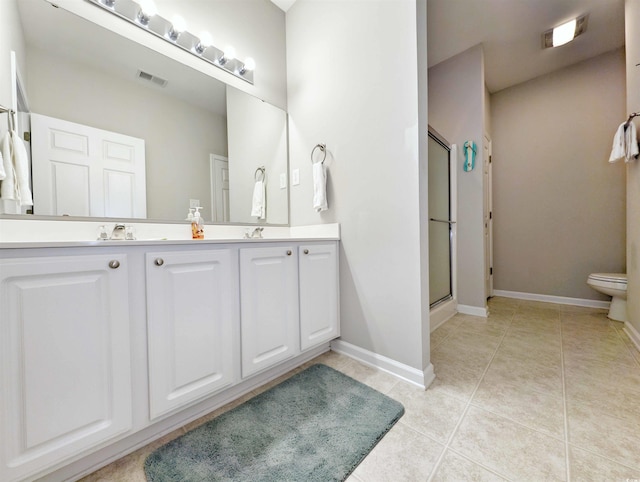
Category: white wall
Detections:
[
  {"x1": 227, "y1": 87, "x2": 288, "y2": 225},
  {"x1": 428, "y1": 45, "x2": 487, "y2": 310},
  {"x1": 287, "y1": 0, "x2": 430, "y2": 373},
  {"x1": 27, "y1": 47, "x2": 228, "y2": 222},
  {"x1": 0, "y1": 0, "x2": 26, "y2": 113},
  {"x1": 626, "y1": 0, "x2": 640, "y2": 335},
  {"x1": 491, "y1": 50, "x2": 626, "y2": 301}
]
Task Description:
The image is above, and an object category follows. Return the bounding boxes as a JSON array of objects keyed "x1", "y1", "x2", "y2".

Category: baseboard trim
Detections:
[
  {"x1": 624, "y1": 322, "x2": 640, "y2": 352},
  {"x1": 330, "y1": 340, "x2": 428, "y2": 389},
  {"x1": 457, "y1": 304, "x2": 488, "y2": 317},
  {"x1": 430, "y1": 299, "x2": 458, "y2": 332},
  {"x1": 492, "y1": 290, "x2": 610, "y2": 309}
]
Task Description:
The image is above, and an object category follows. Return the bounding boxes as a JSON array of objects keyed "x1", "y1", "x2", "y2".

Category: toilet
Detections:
[{"x1": 587, "y1": 273, "x2": 628, "y2": 322}]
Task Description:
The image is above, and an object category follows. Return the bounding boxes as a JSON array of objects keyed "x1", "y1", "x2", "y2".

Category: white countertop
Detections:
[{"x1": 0, "y1": 220, "x2": 340, "y2": 249}]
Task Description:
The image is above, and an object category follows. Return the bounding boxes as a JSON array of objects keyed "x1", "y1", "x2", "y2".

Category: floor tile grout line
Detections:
[
  {"x1": 426, "y1": 308, "x2": 515, "y2": 482},
  {"x1": 565, "y1": 440, "x2": 640, "y2": 474},
  {"x1": 444, "y1": 446, "x2": 516, "y2": 482},
  {"x1": 559, "y1": 315, "x2": 571, "y2": 482}
]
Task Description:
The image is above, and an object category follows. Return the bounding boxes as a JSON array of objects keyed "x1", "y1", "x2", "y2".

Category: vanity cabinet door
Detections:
[
  {"x1": 299, "y1": 243, "x2": 340, "y2": 351},
  {"x1": 0, "y1": 254, "x2": 132, "y2": 482},
  {"x1": 239, "y1": 246, "x2": 299, "y2": 378},
  {"x1": 146, "y1": 250, "x2": 236, "y2": 420}
]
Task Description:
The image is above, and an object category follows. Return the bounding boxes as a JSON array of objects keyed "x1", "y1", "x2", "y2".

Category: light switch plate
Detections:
[
  {"x1": 280, "y1": 173, "x2": 287, "y2": 189},
  {"x1": 292, "y1": 169, "x2": 300, "y2": 186},
  {"x1": 189, "y1": 199, "x2": 200, "y2": 208}
]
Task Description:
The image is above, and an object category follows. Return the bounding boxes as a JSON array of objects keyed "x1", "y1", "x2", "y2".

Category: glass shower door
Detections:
[{"x1": 428, "y1": 130, "x2": 453, "y2": 307}]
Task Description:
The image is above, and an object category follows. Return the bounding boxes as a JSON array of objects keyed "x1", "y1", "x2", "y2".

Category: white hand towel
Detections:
[
  {"x1": 251, "y1": 180, "x2": 266, "y2": 219},
  {"x1": 313, "y1": 162, "x2": 328, "y2": 212},
  {"x1": 11, "y1": 131, "x2": 33, "y2": 206},
  {"x1": 609, "y1": 121, "x2": 639, "y2": 163},
  {"x1": 0, "y1": 132, "x2": 15, "y2": 200},
  {"x1": 0, "y1": 146, "x2": 5, "y2": 181}
]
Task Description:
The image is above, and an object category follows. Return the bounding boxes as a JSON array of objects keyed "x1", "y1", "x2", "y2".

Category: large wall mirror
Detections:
[{"x1": 2, "y1": 0, "x2": 288, "y2": 225}]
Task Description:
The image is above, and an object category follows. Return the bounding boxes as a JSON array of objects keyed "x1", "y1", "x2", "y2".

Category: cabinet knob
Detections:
[
  {"x1": 108, "y1": 260, "x2": 120, "y2": 269},
  {"x1": 286, "y1": 250, "x2": 292, "y2": 256},
  {"x1": 154, "y1": 258, "x2": 165, "y2": 266},
  {"x1": 303, "y1": 249, "x2": 309, "y2": 255}
]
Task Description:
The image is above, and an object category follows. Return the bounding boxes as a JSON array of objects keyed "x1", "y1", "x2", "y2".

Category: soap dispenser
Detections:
[{"x1": 191, "y1": 207, "x2": 204, "y2": 240}]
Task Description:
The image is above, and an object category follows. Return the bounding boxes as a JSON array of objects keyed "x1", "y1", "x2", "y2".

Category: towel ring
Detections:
[
  {"x1": 254, "y1": 166, "x2": 265, "y2": 182},
  {"x1": 311, "y1": 144, "x2": 326, "y2": 164}
]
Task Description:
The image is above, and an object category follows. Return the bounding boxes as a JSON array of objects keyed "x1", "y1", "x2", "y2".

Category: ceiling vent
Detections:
[{"x1": 136, "y1": 70, "x2": 168, "y2": 87}]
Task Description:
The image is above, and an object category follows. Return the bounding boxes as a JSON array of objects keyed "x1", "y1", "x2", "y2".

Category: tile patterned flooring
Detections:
[{"x1": 81, "y1": 297, "x2": 640, "y2": 481}]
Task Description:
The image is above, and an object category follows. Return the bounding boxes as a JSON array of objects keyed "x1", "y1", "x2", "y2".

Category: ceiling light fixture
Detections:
[
  {"x1": 542, "y1": 14, "x2": 589, "y2": 49},
  {"x1": 86, "y1": 0, "x2": 254, "y2": 84}
]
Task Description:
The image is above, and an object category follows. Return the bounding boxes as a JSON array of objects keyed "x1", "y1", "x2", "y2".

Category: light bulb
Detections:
[
  {"x1": 171, "y1": 15, "x2": 186, "y2": 33},
  {"x1": 138, "y1": 0, "x2": 157, "y2": 16},
  {"x1": 167, "y1": 14, "x2": 187, "y2": 41},
  {"x1": 239, "y1": 57, "x2": 255, "y2": 75},
  {"x1": 243, "y1": 57, "x2": 256, "y2": 71},
  {"x1": 223, "y1": 46, "x2": 236, "y2": 61},
  {"x1": 137, "y1": 0, "x2": 157, "y2": 25},
  {"x1": 199, "y1": 32, "x2": 213, "y2": 48},
  {"x1": 195, "y1": 31, "x2": 213, "y2": 54}
]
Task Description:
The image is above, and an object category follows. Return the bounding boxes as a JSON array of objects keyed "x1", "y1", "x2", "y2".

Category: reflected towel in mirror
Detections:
[
  {"x1": 251, "y1": 180, "x2": 266, "y2": 219},
  {"x1": 0, "y1": 131, "x2": 34, "y2": 206}
]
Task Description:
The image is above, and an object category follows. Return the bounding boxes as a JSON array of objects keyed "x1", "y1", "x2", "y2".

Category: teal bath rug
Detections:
[{"x1": 144, "y1": 364, "x2": 404, "y2": 481}]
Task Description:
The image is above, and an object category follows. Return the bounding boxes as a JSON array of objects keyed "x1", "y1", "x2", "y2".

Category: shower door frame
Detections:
[{"x1": 428, "y1": 126, "x2": 456, "y2": 309}]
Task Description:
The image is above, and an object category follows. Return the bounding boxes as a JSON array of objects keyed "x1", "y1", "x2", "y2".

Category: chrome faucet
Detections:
[
  {"x1": 110, "y1": 224, "x2": 126, "y2": 240},
  {"x1": 244, "y1": 227, "x2": 264, "y2": 239}
]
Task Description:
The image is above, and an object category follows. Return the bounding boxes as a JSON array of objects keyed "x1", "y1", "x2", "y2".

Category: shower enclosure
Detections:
[{"x1": 428, "y1": 127, "x2": 454, "y2": 308}]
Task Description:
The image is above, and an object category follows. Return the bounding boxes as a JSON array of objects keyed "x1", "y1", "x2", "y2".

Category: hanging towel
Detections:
[
  {"x1": 12, "y1": 131, "x2": 33, "y2": 206},
  {"x1": 0, "y1": 145, "x2": 5, "y2": 181},
  {"x1": 251, "y1": 180, "x2": 266, "y2": 219},
  {"x1": 313, "y1": 162, "x2": 328, "y2": 212},
  {"x1": 609, "y1": 121, "x2": 639, "y2": 163},
  {"x1": 0, "y1": 132, "x2": 15, "y2": 200},
  {"x1": 0, "y1": 131, "x2": 33, "y2": 205}
]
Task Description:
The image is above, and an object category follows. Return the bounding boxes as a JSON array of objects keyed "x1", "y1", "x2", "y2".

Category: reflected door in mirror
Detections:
[{"x1": 31, "y1": 114, "x2": 147, "y2": 218}]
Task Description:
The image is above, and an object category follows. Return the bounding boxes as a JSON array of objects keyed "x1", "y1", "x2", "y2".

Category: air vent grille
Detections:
[{"x1": 136, "y1": 70, "x2": 168, "y2": 87}]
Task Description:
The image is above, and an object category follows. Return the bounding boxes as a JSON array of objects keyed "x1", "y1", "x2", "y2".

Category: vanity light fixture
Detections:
[
  {"x1": 136, "y1": 0, "x2": 157, "y2": 26},
  {"x1": 218, "y1": 45, "x2": 236, "y2": 66},
  {"x1": 86, "y1": 0, "x2": 254, "y2": 84},
  {"x1": 195, "y1": 31, "x2": 213, "y2": 54},
  {"x1": 167, "y1": 15, "x2": 186, "y2": 41},
  {"x1": 542, "y1": 14, "x2": 589, "y2": 48},
  {"x1": 239, "y1": 57, "x2": 255, "y2": 75}
]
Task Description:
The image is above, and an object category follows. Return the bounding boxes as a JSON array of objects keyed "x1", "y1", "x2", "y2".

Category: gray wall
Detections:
[
  {"x1": 428, "y1": 44, "x2": 488, "y2": 310},
  {"x1": 491, "y1": 49, "x2": 627, "y2": 300},
  {"x1": 26, "y1": 47, "x2": 228, "y2": 222},
  {"x1": 626, "y1": 0, "x2": 640, "y2": 333},
  {"x1": 287, "y1": 0, "x2": 430, "y2": 372}
]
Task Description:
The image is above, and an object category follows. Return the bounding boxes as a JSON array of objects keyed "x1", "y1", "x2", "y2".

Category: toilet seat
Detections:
[{"x1": 587, "y1": 273, "x2": 627, "y2": 290}]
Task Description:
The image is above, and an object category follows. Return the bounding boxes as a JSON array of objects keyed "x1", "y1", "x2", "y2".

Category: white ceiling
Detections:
[
  {"x1": 427, "y1": 0, "x2": 625, "y2": 93},
  {"x1": 271, "y1": 0, "x2": 625, "y2": 94}
]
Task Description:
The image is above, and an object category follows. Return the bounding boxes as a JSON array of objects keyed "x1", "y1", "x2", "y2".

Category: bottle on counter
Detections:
[{"x1": 191, "y1": 207, "x2": 204, "y2": 239}]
